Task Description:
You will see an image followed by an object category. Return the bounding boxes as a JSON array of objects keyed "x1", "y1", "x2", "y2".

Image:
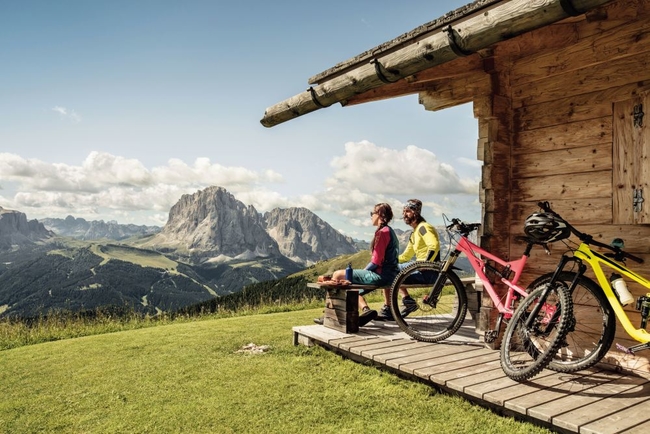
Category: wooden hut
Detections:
[{"x1": 261, "y1": 0, "x2": 650, "y2": 375}]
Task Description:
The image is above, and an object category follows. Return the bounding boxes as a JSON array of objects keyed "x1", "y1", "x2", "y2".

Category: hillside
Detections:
[{"x1": 0, "y1": 310, "x2": 550, "y2": 434}]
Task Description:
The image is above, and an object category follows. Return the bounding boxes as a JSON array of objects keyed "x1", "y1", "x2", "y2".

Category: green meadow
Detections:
[{"x1": 0, "y1": 304, "x2": 551, "y2": 434}]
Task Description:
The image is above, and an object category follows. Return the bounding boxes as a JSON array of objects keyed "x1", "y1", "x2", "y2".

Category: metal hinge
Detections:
[
  {"x1": 634, "y1": 188, "x2": 644, "y2": 212},
  {"x1": 633, "y1": 103, "x2": 644, "y2": 128}
]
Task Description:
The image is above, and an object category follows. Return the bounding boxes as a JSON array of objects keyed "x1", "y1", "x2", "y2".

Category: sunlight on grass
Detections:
[{"x1": 0, "y1": 309, "x2": 551, "y2": 434}]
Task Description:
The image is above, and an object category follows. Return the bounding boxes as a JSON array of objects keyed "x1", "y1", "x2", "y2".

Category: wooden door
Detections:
[{"x1": 613, "y1": 92, "x2": 650, "y2": 224}]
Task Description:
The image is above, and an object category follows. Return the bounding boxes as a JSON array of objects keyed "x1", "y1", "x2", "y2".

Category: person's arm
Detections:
[
  {"x1": 398, "y1": 234, "x2": 415, "y2": 263},
  {"x1": 421, "y1": 224, "x2": 440, "y2": 261},
  {"x1": 369, "y1": 227, "x2": 389, "y2": 268}
]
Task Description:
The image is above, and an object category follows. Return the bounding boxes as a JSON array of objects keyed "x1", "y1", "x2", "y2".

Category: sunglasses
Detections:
[{"x1": 370, "y1": 211, "x2": 378, "y2": 217}]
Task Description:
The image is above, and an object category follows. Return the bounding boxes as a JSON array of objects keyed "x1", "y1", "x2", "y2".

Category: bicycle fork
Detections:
[
  {"x1": 524, "y1": 256, "x2": 581, "y2": 336},
  {"x1": 423, "y1": 251, "x2": 460, "y2": 307}
]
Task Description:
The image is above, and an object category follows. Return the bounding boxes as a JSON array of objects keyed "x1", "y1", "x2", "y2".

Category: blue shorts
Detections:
[
  {"x1": 399, "y1": 261, "x2": 438, "y2": 284},
  {"x1": 352, "y1": 269, "x2": 398, "y2": 295}
]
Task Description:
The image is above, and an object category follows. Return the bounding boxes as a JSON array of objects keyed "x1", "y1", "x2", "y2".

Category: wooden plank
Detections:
[
  {"x1": 514, "y1": 81, "x2": 650, "y2": 131},
  {"x1": 525, "y1": 370, "x2": 628, "y2": 424},
  {"x1": 513, "y1": 50, "x2": 650, "y2": 108},
  {"x1": 511, "y1": 198, "x2": 612, "y2": 225},
  {"x1": 511, "y1": 171, "x2": 612, "y2": 201},
  {"x1": 510, "y1": 11, "x2": 650, "y2": 87},
  {"x1": 428, "y1": 351, "x2": 502, "y2": 385},
  {"x1": 492, "y1": 20, "x2": 580, "y2": 62},
  {"x1": 292, "y1": 317, "x2": 650, "y2": 433},
  {"x1": 636, "y1": 92, "x2": 650, "y2": 224},
  {"x1": 577, "y1": 0, "x2": 649, "y2": 39},
  {"x1": 514, "y1": 117, "x2": 612, "y2": 155},
  {"x1": 552, "y1": 376, "x2": 650, "y2": 433},
  {"x1": 370, "y1": 341, "x2": 435, "y2": 364},
  {"x1": 345, "y1": 57, "x2": 485, "y2": 107},
  {"x1": 512, "y1": 143, "x2": 612, "y2": 179},
  {"x1": 419, "y1": 73, "x2": 490, "y2": 112},
  {"x1": 613, "y1": 97, "x2": 640, "y2": 224}
]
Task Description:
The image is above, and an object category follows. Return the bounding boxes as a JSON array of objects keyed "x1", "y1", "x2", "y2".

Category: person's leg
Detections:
[
  {"x1": 353, "y1": 270, "x2": 382, "y2": 326},
  {"x1": 358, "y1": 294, "x2": 369, "y2": 311}
]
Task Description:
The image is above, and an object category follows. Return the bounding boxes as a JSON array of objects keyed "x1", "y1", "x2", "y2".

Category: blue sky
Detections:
[{"x1": 0, "y1": 0, "x2": 480, "y2": 240}]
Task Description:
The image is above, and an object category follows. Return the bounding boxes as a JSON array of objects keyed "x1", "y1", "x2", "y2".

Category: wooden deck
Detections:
[{"x1": 293, "y1": 319, "x2": 650, "y2": 434}]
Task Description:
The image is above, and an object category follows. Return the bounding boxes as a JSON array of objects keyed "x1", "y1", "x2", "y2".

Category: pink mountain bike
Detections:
[{"x1": 389, "y1": 216, "x2": 572, "y2": 381}]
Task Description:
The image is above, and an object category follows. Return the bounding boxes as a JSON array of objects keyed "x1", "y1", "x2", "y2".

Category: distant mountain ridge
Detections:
[{"x1": 40, "y1": 216, "x2": 161, "y2": 240}]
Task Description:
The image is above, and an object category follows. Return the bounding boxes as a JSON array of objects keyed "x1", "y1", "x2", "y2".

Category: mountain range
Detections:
[
  {"x1": 0, "y1": 186, "x2": 469, "y2": 319},
  {"x1": 0, "y1": 186, "x2": 359, "y2": 318}
]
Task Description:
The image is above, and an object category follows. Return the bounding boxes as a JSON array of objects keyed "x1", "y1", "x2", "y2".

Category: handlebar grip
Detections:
[
  {"x1": 627, "y1": 252, "x2": 644, "y2": 264},
  {"x1": 538, "y1": 201, "x2": 552, "y2": 212}
]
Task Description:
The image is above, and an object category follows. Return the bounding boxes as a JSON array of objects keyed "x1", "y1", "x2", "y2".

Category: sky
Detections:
[{"x1": 0, "y1": 0, "x2": 481, "y2": 241}]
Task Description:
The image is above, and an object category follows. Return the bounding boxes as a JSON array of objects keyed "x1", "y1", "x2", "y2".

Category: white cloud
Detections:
[
  {"x1": 327, "y1": 141, "x2": 478, "y2": 195},
  {"x1": 52, "y1": 106, "x2": 81, "y2": 123},
  {"x1": 0, "y1": 142, "x2": 481, "y2": 235},
  {"x1": 0, "y1": 152, "x2": 286, "y2": 223}
]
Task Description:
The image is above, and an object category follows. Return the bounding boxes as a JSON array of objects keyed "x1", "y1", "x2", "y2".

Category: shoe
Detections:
[
  {"x1": 400, "y1": 297, "x2": 418, "y2": 318},
  {"x1": 358, "y1": 309, "x2": 378, "y2": 327},
  {"x1": 376, "y1": 304, "x2": 394, "y2": 321},
  {"x1": 313, "y1": 316, "x2": 324, "y2": 325}
]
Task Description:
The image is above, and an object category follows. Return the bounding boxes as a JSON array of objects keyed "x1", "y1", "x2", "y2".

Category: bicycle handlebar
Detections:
[
  {"x1": 537, "y1": 201, "x2": 644, "y2": 264},
  {"x1": 446, "y1": 218, "x2": 480, "y2": 236}
]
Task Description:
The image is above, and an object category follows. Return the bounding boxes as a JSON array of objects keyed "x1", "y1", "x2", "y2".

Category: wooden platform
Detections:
[{"x1": 293, "y1": 319, "x2": 650, "y2": 434}]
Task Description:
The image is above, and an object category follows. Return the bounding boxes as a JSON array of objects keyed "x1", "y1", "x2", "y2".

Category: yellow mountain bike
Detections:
[{"x1": 525, "y1": 201, "x2": 650, "y2": 372}]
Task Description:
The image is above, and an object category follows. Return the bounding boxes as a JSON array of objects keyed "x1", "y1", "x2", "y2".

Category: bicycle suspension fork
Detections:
[
  {"x1": 423, "y1": 250, "x2": 460, "y2": 307},
  {"x1": 523, "y1": 254, "x2": 585, "y2": 332}
]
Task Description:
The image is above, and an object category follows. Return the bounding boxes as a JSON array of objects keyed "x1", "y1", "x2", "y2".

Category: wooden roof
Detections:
[{"x1": 260, "y1": 0, "x2": 616, "y2": 128}]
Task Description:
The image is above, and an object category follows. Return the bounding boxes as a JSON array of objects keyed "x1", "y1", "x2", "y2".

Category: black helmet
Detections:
[{"x1": 524, "y1": 212, "x2": 570, "y2": 243}]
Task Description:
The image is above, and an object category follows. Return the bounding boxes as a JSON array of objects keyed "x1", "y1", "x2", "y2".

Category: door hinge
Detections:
[
  {"x1": 634, "y1": 188, "x2": 644, "y2": 212},
  {"x1": 633, "y1": 103, "x2": 644, "y2": 128}
]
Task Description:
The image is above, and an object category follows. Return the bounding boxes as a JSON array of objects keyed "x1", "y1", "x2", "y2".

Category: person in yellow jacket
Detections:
[{"x1": 377, "y1": 198, "x2": 440, "y2": 320}]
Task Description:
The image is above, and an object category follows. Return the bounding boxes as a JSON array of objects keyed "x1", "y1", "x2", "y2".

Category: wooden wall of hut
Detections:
[{"x1": 474, "y1": 0, "x2": 650, "y2": 373}]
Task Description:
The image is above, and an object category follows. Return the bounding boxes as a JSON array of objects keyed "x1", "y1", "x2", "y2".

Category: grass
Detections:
[{"x1": 0, "y1": 303, "x2": 552, "y2": 434}]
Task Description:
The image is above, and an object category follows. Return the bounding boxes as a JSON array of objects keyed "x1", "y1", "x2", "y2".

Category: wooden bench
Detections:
[{"x1": 308, "y1": 277, "x2": 478, "y2": 333}]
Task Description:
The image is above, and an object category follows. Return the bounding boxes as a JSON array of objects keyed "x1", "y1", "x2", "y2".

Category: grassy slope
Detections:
[{"x1": 0, "y1": 309, "x2": 550, "y2": 434}]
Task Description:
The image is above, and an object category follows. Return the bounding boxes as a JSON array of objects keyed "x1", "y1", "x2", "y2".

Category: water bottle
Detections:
[
  {"x1": 345, "y1": 263, "x2": 353, "y2": 281},
  {"x1": 610, "y1": 273, "x2": 634, "y2": 306}
]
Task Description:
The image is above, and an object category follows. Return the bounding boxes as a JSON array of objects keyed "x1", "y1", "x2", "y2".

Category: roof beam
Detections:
[{"x1": 260, "y1": 0, "x2": 614, "y2": 128}]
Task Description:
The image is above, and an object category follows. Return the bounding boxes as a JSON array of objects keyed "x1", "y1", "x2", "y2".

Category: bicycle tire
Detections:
[
  {"x1": 500, "y1": 283, "x2": 572, "y2": 382},
  {"x1": 528, "y1": 271, "x2": 615, "y2": 373},
  {"x1": 389, "y1": 261, "x2": 468, "y2": 343}
]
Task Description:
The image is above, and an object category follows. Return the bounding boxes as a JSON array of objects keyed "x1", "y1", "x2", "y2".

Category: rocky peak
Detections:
[
  {"x1": 151, "y1": 186, "x2": 281, "y2": 261},
  {"x1": 0, "y1": 206, "x2": 53, "y2": 250},
  {"x1": 264, "y1": 207, "x2": 357, "y2": 265}
]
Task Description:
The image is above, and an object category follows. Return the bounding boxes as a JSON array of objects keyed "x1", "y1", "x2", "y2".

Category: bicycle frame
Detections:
[
  {"x1": 565, "y1": 243, "x2": 650, "y2": 343},
  {"x1": 437, "y1": 234, "x2": 531, "y2": 318}
]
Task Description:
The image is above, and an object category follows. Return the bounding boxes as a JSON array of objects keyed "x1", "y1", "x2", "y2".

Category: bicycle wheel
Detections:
[
  {"x1": 528, "y1": 272, "x2": 615, "y2": 373},
  {"x1": 500, "y1": 283, "x2": 572, "y2": 381},
  {"x1": 389, "y1": 261, "x2": 468, "y2": 343}
]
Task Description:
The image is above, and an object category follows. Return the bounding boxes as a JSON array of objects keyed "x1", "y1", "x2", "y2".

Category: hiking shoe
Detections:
[
  {"x1": 313, "y1": 316, "x2": 324, "y2": 325},
  {"x1": 400, "y1": 297, "x2": 418, "y2": 318},
  {"x1": 358, "y1": 309, "x2": 378, "y2": 327},
  {"x1": 376, "y1": 304, "x2": 394, "y2": 321}
]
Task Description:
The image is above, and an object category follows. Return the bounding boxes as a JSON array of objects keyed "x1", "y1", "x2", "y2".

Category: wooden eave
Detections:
[{"x1": 260, "y1": 0, "x2": 616, "y2": 128}]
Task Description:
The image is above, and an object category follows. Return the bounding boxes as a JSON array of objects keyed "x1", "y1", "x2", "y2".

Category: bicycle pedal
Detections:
[{"x1": 484, "y1": 330, "x2": 498, "y2": 343}]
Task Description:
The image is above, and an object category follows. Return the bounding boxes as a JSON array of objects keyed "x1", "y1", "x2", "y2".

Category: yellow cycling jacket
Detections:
[{"x1": 398, "y1": 221, "x2": 440, "y2": 263}]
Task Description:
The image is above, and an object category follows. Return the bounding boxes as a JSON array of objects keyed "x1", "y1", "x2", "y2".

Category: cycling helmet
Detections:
[{"x1": 523, "y1": 212, "x2": 570, "y2": 243}]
